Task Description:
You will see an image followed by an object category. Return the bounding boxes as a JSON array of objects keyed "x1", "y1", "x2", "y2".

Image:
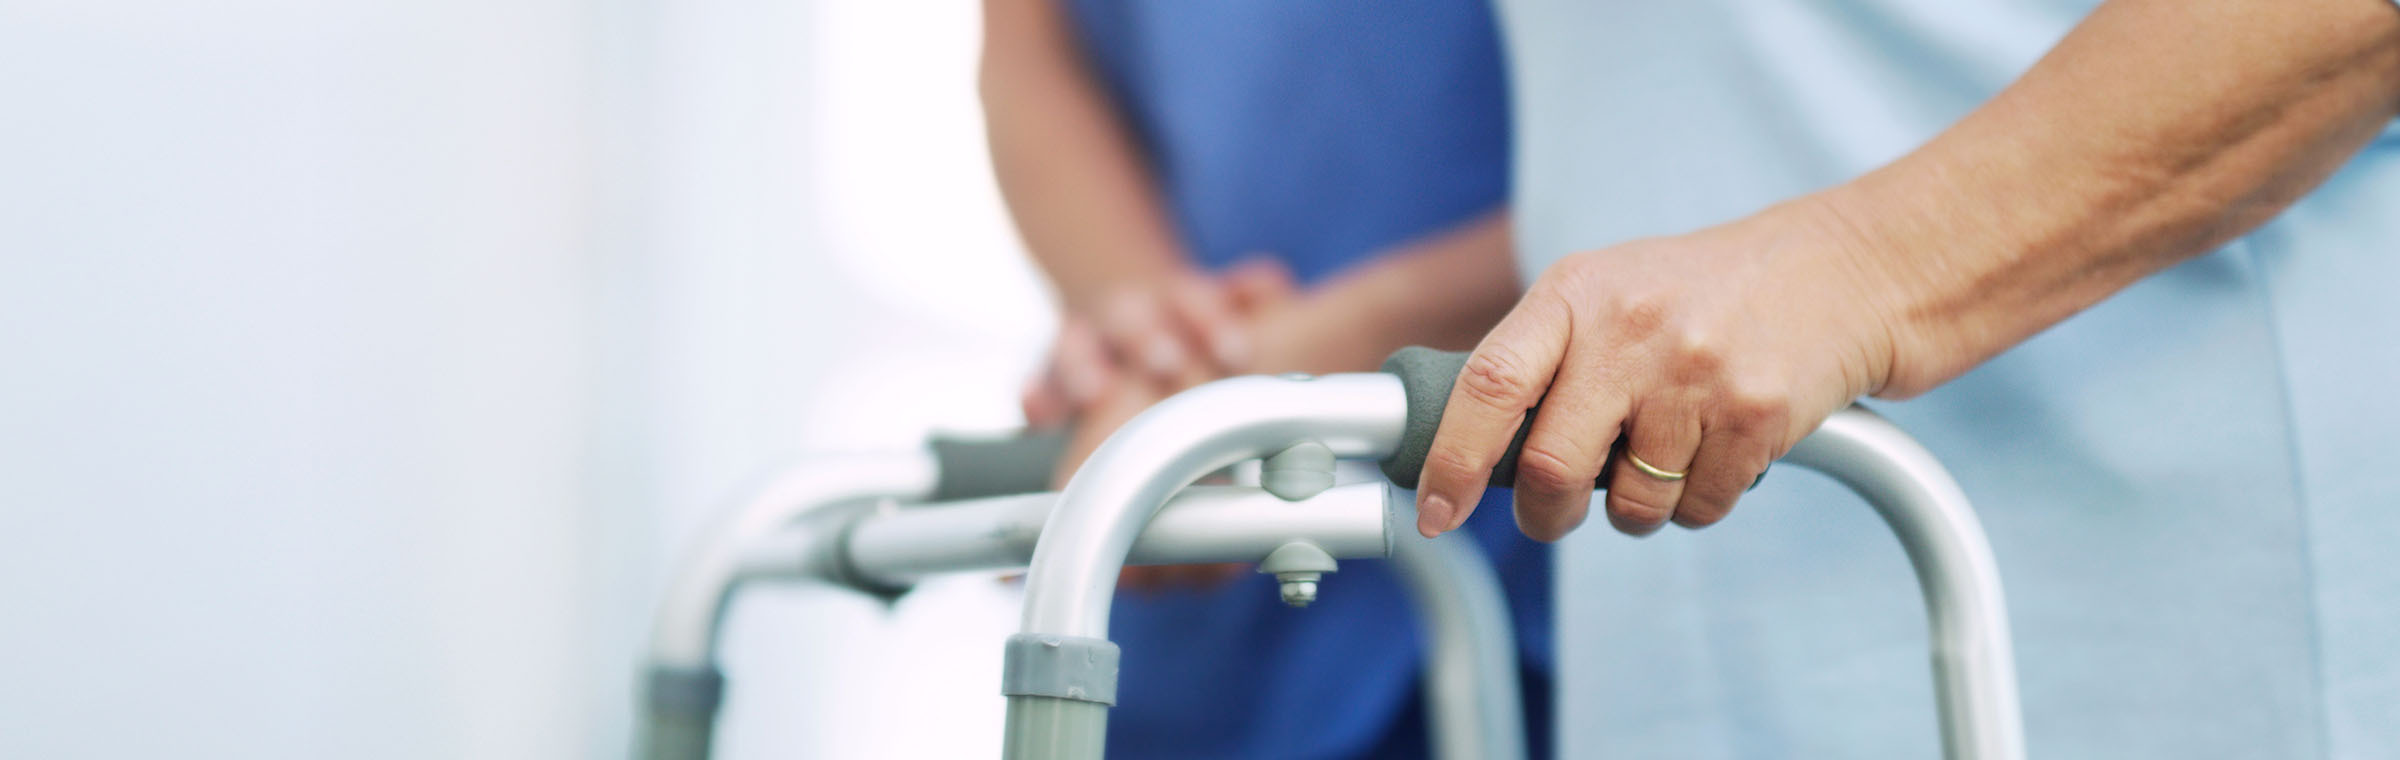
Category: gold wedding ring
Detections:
[{"x1": 1626, "y1": 451, "x2": 1688, "y2": 482}]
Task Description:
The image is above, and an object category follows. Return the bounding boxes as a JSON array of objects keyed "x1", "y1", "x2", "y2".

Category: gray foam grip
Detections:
[
  {"x1": 1377, "y1": 346, "x2": 1788, "y2": 492},
  {"x1": 1378, "y1": 347, "x2": 1598, "y2": 490},
  {"x1": 638, "y1": 665, "x2": 725, "y2": 760},
  {"x1": 928, "y1": 431, "x2": 1069, "y2": 501}
]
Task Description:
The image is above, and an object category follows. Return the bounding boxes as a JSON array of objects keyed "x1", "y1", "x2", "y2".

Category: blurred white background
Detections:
[{"x1": 0, "y1": 0, "x2": 1046, "y2": 757}]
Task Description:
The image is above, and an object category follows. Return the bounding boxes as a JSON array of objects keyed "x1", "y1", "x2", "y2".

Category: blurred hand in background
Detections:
[{"x1": 982, "y1": 0, "x2": 1518, "y2": 591}]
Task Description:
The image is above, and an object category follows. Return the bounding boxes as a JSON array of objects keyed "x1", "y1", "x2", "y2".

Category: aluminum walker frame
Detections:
[{"x1": 638, "y1": 347, "x2": 2024, "y2": 760}]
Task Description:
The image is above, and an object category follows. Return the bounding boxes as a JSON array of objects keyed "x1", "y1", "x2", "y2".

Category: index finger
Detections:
[{"x1": 1415, "y1": 293, "x2": 1572, "y2": 537}]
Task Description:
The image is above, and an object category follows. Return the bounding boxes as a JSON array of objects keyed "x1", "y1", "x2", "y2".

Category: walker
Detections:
[{"x1": 636, "y1": 348, "x2": 2024, "y2": 760}]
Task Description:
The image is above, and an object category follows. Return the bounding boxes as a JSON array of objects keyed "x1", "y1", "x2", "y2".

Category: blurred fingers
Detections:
[
  {"x1": 1162, "y1": 275, "x2": 1249, "y2": 370},
  {"x1": 1221, "y1": 256, "x2": 1298, "y2": 312},
  {"x1": 1050, "y1": 318, "x2": 1119, "y2": 410},
  {"x1": 1098, "y1": 288, "x2": 1192, "y2": 381}
]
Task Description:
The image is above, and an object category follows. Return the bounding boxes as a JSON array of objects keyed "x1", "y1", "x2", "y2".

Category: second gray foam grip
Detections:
[
  {"x1": 1375, "y1": 346, "x2": 1763, "y2": 491},
  {"x1": 928, "y1": 431, "x2": 1070, "y2": 501}
]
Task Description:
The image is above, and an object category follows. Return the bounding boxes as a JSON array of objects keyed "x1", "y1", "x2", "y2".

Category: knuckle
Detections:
[
  {"x1": 1459, "y1": 348, "x2": 1540, "y2": 409},
  {"x1": 1719, "y1": 388, "x2": 1791, "y2": 432},
  {"x1": 1614, "y1": 294, "x2": 1672, "y2": 337},
  {"x1": 1669, "y1": 331, "x2": 1726, "y2": 379},
  {"x1": 1426, "y1": 445, "x2": 1489, "y2": 484},
  {"x1": 1515, "y1": 441, "x2": 1595, "y2": 493}
]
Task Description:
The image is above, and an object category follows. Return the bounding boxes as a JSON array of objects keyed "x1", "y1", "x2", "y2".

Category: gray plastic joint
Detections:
[
  {"x1": 1000, "y1": 633, "x2": 1121, "y2": 706},
  {"x1": 829, "y1": 510, "x2": 914, "y2": 604},
  {"x1": 645, "y1": 664, "x2": 727, "y2": 717},
  {"x1": 1256, "y1": 541, "x2": 1338, "y2": 607},
  {"x1": 1260, "y1": 440, "x2": 1335, "y2": 501}
]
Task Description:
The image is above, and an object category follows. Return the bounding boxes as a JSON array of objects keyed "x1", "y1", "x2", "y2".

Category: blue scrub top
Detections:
[
  {"x1": 1499, "y1": 1, "x2": 2400, "y2": 757},
  {"x1": 1063, "y1": 2, "x2": 1551, "y2": 758}
]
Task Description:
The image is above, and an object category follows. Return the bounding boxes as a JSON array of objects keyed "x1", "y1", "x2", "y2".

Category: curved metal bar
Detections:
[
  {"x1": 1003, "y1": 376, "x2": 2022, "y2": 760},
  {"x1": 1783, "y1": 406, "x2": 2026, "y2": 760},
  {"x1": 647, "y1": 452, "x2": 938, "y2": 668},
  {"x1": 1003, "y1": 374, "x2": 1406, "y2": 760},
  {"x1": 1016, "y1": 373, "x2": 1410, "y2": 638}
]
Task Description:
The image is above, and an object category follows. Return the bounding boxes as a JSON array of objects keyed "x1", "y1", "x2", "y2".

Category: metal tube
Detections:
[
  {"x1": 1002, "y1": 695, "x2": 1109, "y2": 760},
  {"x1": 844, "y1": 483, "x2": 1390, "y2": 587},
  {"x1": 1390, "y1": 505, "x2": 1528, "y2": 760},
  {"x1": 647, "y1": 452, "x2": 938, "y2": 668},
  {"x1": 1783, "y1": 407, "x2": 2026, "y2": 760},
  {"x1": 1000, "y1": 374, "x2": 2022, "y2": 760},
  {"x1": 1016, "y1": 373, "x2": 1410, "y2": 639},
  {"x1": 1004, "y1": 374, "x2": 1407, "y2": 760}
]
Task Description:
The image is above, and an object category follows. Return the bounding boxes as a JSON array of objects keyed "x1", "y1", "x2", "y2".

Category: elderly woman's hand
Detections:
[
  {"x1": 1412, "y1": 0, "x2": 2400, "y2": 544},
  {"x1": 1415, "y1": 196, "x2": 1916, "y2": 541}
]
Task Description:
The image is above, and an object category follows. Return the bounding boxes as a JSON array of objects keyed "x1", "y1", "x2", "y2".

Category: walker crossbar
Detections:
[{"x1": 1002, "y1": 347, "x2": 2025, "y2": 760}]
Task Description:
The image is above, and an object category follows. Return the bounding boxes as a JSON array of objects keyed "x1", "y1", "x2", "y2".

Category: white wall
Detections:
[
  {"x1": 636, "y1": 2, "x2": 1050, "y2": 758},
  {"x1": 0, "y1": 0, "x2": 1043, "y2": 757}
]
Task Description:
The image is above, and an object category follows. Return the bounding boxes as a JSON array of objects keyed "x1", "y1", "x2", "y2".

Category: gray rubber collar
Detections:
[
  {"x1": 645, "y1": 664, "x2": 727, "y2": 717},
  {"x1": 1000, "y1": 633, "x2": 1120, "y2": 705}
]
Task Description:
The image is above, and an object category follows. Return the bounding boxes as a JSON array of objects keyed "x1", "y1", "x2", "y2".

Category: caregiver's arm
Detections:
[
  {"x1": 979, "y1": 0, "x2": 1183, "y2": 313},
  {"x1": 1415, "y1": 0, "x2": 2400, "y2": 541},
  {"x1": 981, "y1": 0, "x2": 1258, "y2": 418},
  {"x1": 1247, "y1": 208, "x2": 1521, "y2": 374}
]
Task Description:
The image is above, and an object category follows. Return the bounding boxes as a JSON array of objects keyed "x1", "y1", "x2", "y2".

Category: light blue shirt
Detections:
[{"x1": 1497, "y1": 1, "x2": 2400, "y2": 757}]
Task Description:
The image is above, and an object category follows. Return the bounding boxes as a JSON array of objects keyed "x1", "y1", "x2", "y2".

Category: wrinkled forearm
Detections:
[{"x1": 1824, "y1": 0, "x2": 2400, "y2": 397}]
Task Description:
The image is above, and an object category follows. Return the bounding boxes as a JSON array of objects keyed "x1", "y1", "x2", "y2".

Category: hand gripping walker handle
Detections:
[
  {"x1": 1375, "y1": 346, "x2": 1765, "y2": 491},
  {"x1": 1378, "y1": 347, "x2": 2024, "y2": 759}
]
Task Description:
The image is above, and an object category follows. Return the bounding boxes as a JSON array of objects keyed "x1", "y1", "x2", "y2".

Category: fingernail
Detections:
[
  {"x1": 1609, "y1": 512, "x2": 1664, "y2": 539},
  {"x1": 1418, "y1": 493, "x2": 1452, "y2": 538}
]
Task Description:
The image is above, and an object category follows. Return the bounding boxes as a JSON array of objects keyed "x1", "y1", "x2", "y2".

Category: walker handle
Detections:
[
  {"x1": 1376, "y1": 346, "x2": 1762, "y2": 491},
  {"x1": 927, "y1": 430, "x2": 1069, "y2": 501}
]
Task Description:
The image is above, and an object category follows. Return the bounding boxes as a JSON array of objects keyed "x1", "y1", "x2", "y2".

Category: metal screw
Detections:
[
  {"x1": 1258, "y1": 542, "x2": 1335, "y2": 608},
  {"x1": 1278, "y1": 578, "x2": 1319, "y2": 607}
]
